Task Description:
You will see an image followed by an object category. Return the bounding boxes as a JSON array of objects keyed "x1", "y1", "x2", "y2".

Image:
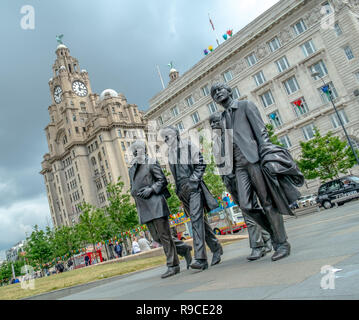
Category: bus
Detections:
[{"x1": 169, "y1": 192, "x2": 247, "y2": 238}]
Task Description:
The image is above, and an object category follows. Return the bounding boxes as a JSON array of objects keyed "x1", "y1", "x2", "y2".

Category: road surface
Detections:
[{"x1": 34, "y1": 201, "x2": 359, "y2": 300}]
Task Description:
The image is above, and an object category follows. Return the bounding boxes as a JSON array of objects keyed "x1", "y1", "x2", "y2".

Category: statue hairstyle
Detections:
[
  {"x1": 209, "y1": 111, "x2": 222, "y2": 124},
  {"x1": 129, "y1": 139, "x2": 147, "y2": 154},
  {"x1": 160, "y1": 125, "x2": 180, "y2": 141},
  {"x1": 210, "y1": 83, "x2": 233, "y2": 99}
]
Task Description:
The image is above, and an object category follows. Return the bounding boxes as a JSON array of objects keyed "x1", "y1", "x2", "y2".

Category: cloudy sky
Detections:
[{"x1": 0, "y1": 0, "x2": 280, "y2": 260}]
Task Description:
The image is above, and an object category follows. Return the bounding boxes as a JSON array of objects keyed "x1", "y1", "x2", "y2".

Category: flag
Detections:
[
  {"x1": 293, "y1": 99, "x2": 302, "y2": 107},
  {"x1": 209, "y1": 15, "x2": 215, "y2": 30}
]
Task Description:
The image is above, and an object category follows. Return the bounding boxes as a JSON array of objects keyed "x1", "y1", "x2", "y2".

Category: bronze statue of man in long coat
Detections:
[
  {"x1": 129, "y1": 140, "x2": 192, "y2": 278},
  {"x1": 210, "y1": 83, "x2": 304, "y2": 261}
]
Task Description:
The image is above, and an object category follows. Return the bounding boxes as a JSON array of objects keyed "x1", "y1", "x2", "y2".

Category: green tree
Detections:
[
  {"x1": 105, "y1": 177, "x2": 139, "y2": 233},
  {"x1": 105, "y1": 177, "x2": 139, "y2": 254},
  {"x1": 163, "y1": 169, "x2": 182, "y2": 216},
  {"x1": 77, "y1": 203, "x2": 107, "y2": 252},
  {"x1": 266, "y1": 123, "x2": 284, "y2": 147},
  {"x1": 24, "y1": 225, "x2": 53, "y2": 268},
  {"x1": 297, "y1": 128, "x2": 358, "y2": 182},
  {"x1": 199, "y1": 128, "x2": 234, "y2": 233},
  {"x1": 48, "y1": 226, "x2": 81, "y2": 261}
]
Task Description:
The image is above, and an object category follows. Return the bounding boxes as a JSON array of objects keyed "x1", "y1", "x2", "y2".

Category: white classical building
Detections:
[
  {"x1": 145, "y1": 0, "x2": 359, "y2": 194},
  {"x1": 5, "y1": 240, "x2": 26, "y2": 262}
]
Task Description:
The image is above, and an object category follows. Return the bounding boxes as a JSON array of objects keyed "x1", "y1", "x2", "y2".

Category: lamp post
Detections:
[{"x1": 311, "y1": 72, "x2": 359, "y2": 166}]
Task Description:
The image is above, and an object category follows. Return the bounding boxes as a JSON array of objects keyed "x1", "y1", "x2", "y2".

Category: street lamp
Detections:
[{"x1": 311, "y1": 72, "x2": 359, "y2": 166}]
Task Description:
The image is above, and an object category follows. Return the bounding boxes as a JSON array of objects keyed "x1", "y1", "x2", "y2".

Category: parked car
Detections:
[
  {"x1": 289, "y1": 201, "x2": 299, "y2": 210},
  {"x1": 316, "y1": 175, "x2": 359, "y2": 209},
  {"x1": 297, "y1": 194, "x2": 317, "y2": 207}
]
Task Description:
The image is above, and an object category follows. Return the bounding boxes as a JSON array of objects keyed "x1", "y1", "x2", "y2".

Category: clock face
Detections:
[
  {"x1": 72, "y1": 80, "x2": 88, "y2": 97},
  {"x1": 54, "y1": 86, "x2": 63, "y2": 104}
]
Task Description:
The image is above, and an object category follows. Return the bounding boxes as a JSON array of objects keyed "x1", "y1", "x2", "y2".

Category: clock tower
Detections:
[{"x1": 41, "y1": 39, "x2": 147, "y2": 228}]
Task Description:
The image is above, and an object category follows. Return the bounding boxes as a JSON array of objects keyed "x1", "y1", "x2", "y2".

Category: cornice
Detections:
[{"x1": 146, "y1": 0, "x2": 307, "y2": 117}]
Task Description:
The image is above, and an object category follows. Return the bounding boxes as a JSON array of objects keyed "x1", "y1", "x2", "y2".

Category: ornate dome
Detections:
[
  {"x1": 57, "y1": 44, "x2": 67, "y2": 49},
  {"x1": 100, "y1": 89, "x2": 118, "y2": 101}
]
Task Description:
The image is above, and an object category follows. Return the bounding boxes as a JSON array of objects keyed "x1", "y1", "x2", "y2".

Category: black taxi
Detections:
[{"x1": 316, "y1": 175, "x2": 359, "y2": 209}]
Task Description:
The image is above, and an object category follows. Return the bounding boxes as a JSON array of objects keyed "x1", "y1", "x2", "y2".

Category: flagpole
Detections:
[
  {"x1": 156, "y1": 65, "x2": 165, "y2": 90},
  {"x1": 208, "y1": 13, "x2": 220, "y2": 47}
]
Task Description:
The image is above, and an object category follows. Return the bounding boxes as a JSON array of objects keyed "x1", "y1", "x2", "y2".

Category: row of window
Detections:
[
  {"x1": 71, "y1": 190, "x2": 81, "y2": 202},
  {"x1": 68, "y1": 179, "x2": 77, "y2": 191},
  {"x1": 277, "y1": 109, "x2": 349, "y2": 149},
  {"x1": 65, "y1": 167, "x2": 75, "y2": 180},
  {"x1": 267, "y1": 82, "x2": 339, "y2": 129},
  {"x1": 158, "y1": 86, "x2": 241, "y2": 128},
  {"x1": 118, "y1": 128, "x2": 144, "y2": 139},
  {"x1": 88, "y1": 140, "x2": 99, "y2": 154}
]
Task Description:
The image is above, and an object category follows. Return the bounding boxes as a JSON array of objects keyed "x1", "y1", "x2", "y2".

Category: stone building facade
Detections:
[
  {"x1": 40, "y1": 44, "x2": 146, "y2": 228},
  {"x1": 145, "y1": 0, "x2": 359, "y2": 194}
]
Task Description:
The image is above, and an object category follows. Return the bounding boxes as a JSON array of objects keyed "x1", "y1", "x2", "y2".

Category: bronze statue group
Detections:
[{"x1": 129, "y1": 83, "x2": 304, "y2": 279}]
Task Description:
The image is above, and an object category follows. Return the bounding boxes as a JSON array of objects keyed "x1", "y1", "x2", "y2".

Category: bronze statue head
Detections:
[
  {"x1": 209, "y1": 112, "x2": 223, "y2": 130},
  {"x1": 210, "y1": 83, "x2": 233, "y2": 105}
]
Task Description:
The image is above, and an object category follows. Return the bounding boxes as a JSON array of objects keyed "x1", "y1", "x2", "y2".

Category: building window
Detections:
[
  {"x1": 302, "y1": 123, "x2": 316, "y2": 140},
  {"x1": 260, "y1": 90, "x2": 275, "y2": 108},
  {"x1": 292, "y1": 97, "x2": 309, "y2": 117},
  {"x1": 322, "y1": 1, "x2": 333, "y2": 14},
  {"x1": 344, "y1": 45, "x2": 355, "y2": 60},
  {"x1": 334, "y1": 22, "x2": 342, "y2": 36},
  {"x1": 283, "y1": 76, "x2": 300, "y2": 95},
  {"x1": 268, "y1": 37, "x2": 281, "y2": 52},
  {"x1": 207, "y1": 102, "x2": 218, "y2": 114},
  {"x1": 330, "y1": 110, "x2": 349, "y2": 128},
  {"x1": 253, "y1": 71, "x2": 266, "y2": 86},
  {"x1": 318, "y1": 82, "x2": 338, "y2": 103},
  {"x1": 355, "y1": 71, "x2": 359, "y2": 83},
  {"x1": 176, "y1": 121, "x2": 185, "y2": 133},
  {"x1": 223, "y1": 70, "x2": 233, "y2": 83},
  {"x1": 293, "y1": 19, "x2": 307, "y2": 35},
  {"x1": 171, "y1": 105, "x2": 179, "y2": 117},
  {"x1": 191, "y1": 112, "x2": 200, "y2": 124},
  {"x1": 246, "y1": 52, "x2": 257, "y2": 67},
  {"x1": 279, "y1": 135, "x2": 292, "y2": 149},
  {"x1": 201, "y1": 85, "x2": 210, "y2": 96},
  {"x1": 309, "y1": 60, "x2": 328, "y2": 79},
  {"x1": 118, "y1": 129, "x2": 122, "y2": 138},
  {"x1": 275, "y1": 56, "x2": 290, "y2": 73},
  {"x1": 349, "y1": 137, "x2": 359, "y2": 150},
  {"x1": 232, "y1": 87, "x2": 241, "y2": 100},
  {"x1": 301, "y1": 40, "x2": 316, "y2": 57},
  {"x1": 99, "y1": 193, "x2": 106, "y2": 204},
  {"x1": 75, "y1": 127, "x2": 79, "y2": 134},
  {"x1": 185, "y1": 95, "x2": 194, "y2": 107},
  {"x1": 268, "y1": 111, "x2": 283, "y2": 128},
  {"x1": 121, "y1": 142, "x2": 126, "y2": 151},
  {"x1": 157, "y1": 116, "x2": 163, "y2": 126}
]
